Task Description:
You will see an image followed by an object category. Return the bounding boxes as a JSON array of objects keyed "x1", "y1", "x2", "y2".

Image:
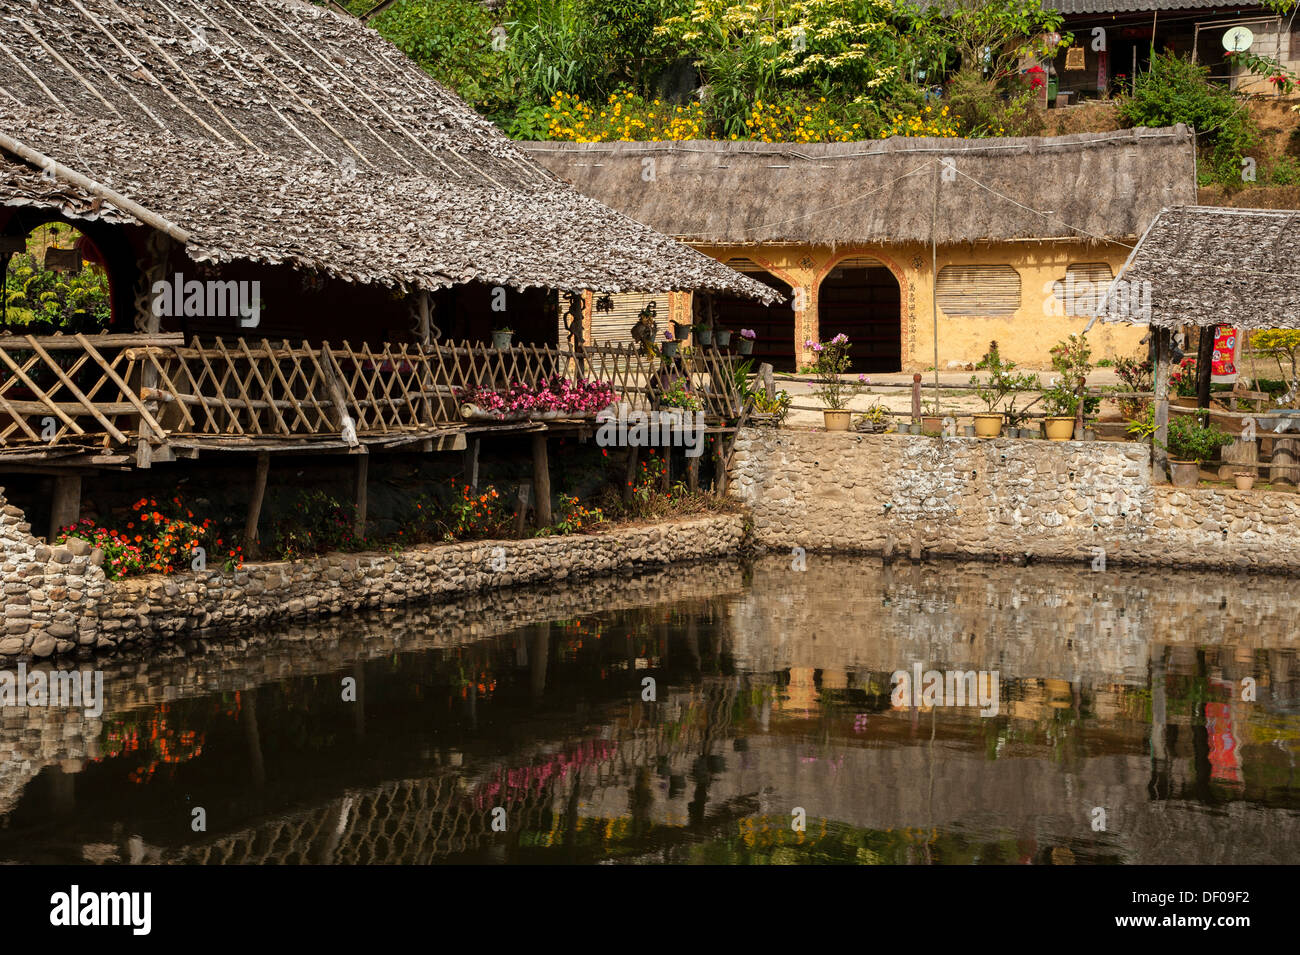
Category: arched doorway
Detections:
[
  {"x1": 817, "y1": 256, "x2": 901, "y2": 373},
  {"x1": 1, "y1": 220, "x2": 115, "y2": 334},
  {"x1": 710, "y1": 259, "x2": 796, "y2": 372}
]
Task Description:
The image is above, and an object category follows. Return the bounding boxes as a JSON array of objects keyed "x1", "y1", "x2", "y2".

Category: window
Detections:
[{"x1": 935, "y1": 265, "x2": 1021, "y2": 317}]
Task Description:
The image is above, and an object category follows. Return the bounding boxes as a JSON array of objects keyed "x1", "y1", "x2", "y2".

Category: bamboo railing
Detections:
[{"x1": 0, "y1": 333, "x2": 745, "y2": 454}]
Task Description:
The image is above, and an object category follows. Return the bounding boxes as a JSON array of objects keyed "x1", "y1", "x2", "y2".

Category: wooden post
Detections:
[
  {"x1": 244, "y1": 451, "x2": 270, "y2": 558},
  {"x1": 465, "y1": 436, "x2": 480, "y2": 492},
  {"x1": 687, "y1": 451, "x2": 700, "y2": 491},
  {"x1": 714, "y1": 441, "x2": 729, "y2": 496},
  {"x1": 1195, "y1": 325, "x2": 1215, "y2": 426},
  {"x1": 513, "y1": 481, "x2": 532, "y2": 536},
  {"x1": 623, "y1": 444, "x2": 639, "y2": 502},
  {"x1": 1153, "y1": 327, "x2": 1170, "y2": 480},
  {"x1": 49, "y1": 473, "x2": 82, "y2": 541},
  {"x1": 759, "y1": 362, "x2": 775, "y2": 401},
  {"x1": 352, "y1": 453, "x2": 369, "y2": 540},
  {"x1": 912, "y1": 373, "x2": 922, "y2": 426},
  {"x1": 531, "y1": 433, "x2": 552, "y2": 527}
]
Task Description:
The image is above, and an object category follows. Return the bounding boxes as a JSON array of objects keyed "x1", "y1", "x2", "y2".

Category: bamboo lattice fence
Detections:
[{"x1": 0, "y1": 333, "x2": 746, "y2": 453}]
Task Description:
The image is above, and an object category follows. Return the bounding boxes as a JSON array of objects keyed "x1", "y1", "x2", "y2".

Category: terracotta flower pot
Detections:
[
  {"x1": 1044, "y1": 416, "x2": 1076, "y2": 441},
  {"x1": 921, "y1": 415, "x2": 943, "y2": 433},
  {"x1": 1234, "y1": 471, "x2": 1255, "y2": 491},
  {"x1": 972, "y1": 413, "x2": 1003, "y2": 438},
  {"x1": 824, "y1": 409, "x2": 851, "y2": 432},
  {"x1": 1169, "y1": 460, "x2": 1199, "y2": 487}
]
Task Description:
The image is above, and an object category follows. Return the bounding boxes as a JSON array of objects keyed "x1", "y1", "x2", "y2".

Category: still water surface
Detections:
[{"x1": 1, "y1": 555, "x2": 1297, "y2": 864}]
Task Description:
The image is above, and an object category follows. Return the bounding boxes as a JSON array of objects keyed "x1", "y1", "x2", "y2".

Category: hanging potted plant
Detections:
[
  {"x1": 715, "y1": 328, "x2": 733, "y2": 348},
  {"x1": 492, "y1": 326, "x2": 514, "y2": 350},
  {"x1": 969, "y1": 340, "x2": 1038, "y2": 439},
  {"x1": 660, "y1": 328, "x2": 679, "y2": 359},
  {"x1": 695, "y1": 323, "x2": 713, "y2": 347},
  {"x1": 671, "y1": 318, "x2": 693, "y2": 342},
  {"x1": 737, "y1": 328, "x2": 755, "y2": 355},
  {"x1": 1160, "y1": 413, "x2": 1233, "y2": 488},
  {"x1": 803, "y1": 334, "x2": 864, "y2": 432}
]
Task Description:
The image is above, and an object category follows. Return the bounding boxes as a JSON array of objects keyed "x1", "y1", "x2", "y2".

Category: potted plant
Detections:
[
  {"x1": 1168, "y1": 357, "x2": 1198, "y2": 408},
  {"x1": 1160, "y1": 413, "x2": 1233, "y2": 487},
  {"x1": 1235, "y1": 470, "x2": 1256, "y2": 491},
  {"x1": 970, "y1": 340, "x2": 1038, "y2": 438},
  {"x1": 672, "y1": 318, "x2": 693, "y2": 342},
  {"x1": 492, "y1": 326, "x2": 514, "y2": 350},
  {"x1": 715, "y1": 328, "x2": 733, "y2": 348},
  {"x1": 802, "y1": 334, "x2": 864, "y2": 431},
  {"x1": 1041, "y1": 334, "x2": 1097, "y2": 441},
  {"x1": 660, "y1": 329, "x2": 679, "y2": 359},
  {"x1": 738, "y1": 328, "x2": 755, "y2": 355},
  {"x1": 920, "y1": 399, "x2": 943, "y2": 434},
  {"x1": 695, "y1": 323, "x2": 713, "y2": 347}
]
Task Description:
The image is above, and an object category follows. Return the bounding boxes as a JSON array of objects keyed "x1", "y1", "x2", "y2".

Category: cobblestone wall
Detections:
[
  {"x1": 729, "y1": 429, "x2": 1300, "y2": 571},
  {"x1": 0, "y1": 484, "x2": 744, "y2": 662}
]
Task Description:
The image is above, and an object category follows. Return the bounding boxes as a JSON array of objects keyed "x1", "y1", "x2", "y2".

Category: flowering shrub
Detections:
[
  {"x1": 1168, "y1": 357, "x2": 1198, "y2": 398},
  {"x1": 543, "y1": 90, "x2": 709, "y2": 142},
  {"x1": 457, "y1": 376, "x2": 616, "y2": 418},
  {"x1": 443, "y1": 481, "x2": 510, "y2": 540},
  {"x1": 269, "y1": 490, "x2": 362, "y2": 560},
  {"x1": 57, "y1": 496, "x2": 242, "y2": 580},
  {"x1": 545, "y1": 494, "x2": 605, "y2": 535},
  {"x1": 1114, "y1": 354, "x2": 1153, "y2": 419},
  {"x1": 801, "y1": 333, "x2": 866, "y2": 410}
]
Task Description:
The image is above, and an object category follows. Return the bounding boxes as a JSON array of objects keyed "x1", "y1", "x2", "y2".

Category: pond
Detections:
[{"x1": 1, "y1": 555, "x2": 1296, "y2": 865}]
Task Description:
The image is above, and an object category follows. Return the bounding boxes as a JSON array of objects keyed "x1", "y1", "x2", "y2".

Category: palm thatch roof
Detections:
[
  {"x1": 1095, "y1": 205, "x2": 1300, "y2": 330},
  {"x1": 1045, "y1": 0, "x2": 1230, "y2": 13},
  {"x1": 521, "y1": 127, "x2": 1196, "y2": 246},
  {"x1": 0, "y1": 0, "x2": 775, "y2": 301}
]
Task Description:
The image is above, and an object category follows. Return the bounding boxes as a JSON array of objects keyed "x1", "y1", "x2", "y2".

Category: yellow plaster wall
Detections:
[{"x1": 689, "y1": 240, "x2": 1147, "y2": 371}]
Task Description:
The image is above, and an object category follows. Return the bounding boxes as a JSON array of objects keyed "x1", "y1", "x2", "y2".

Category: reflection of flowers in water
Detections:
[
  {"x1": 94, "y1": 695, "x2": 241, "y2": 784},
  {"x1": 473, "y1": 739, "x2": 619, "y2": 809}
]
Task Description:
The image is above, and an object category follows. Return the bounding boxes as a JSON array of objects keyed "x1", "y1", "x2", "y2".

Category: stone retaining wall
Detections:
[
  {"x1": 728, "y1": 429, "x2": 1300, "y2": 572},
  {"x1": 0, "y1": 483, "x2": 744, "y2": 662}
]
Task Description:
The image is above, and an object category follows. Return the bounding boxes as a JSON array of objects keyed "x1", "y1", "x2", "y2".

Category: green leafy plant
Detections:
[
  {"x1": 1044, "y1": 334, "x2": 1097, "y2": 417},
  {"x1": 1160, "y1": 413, "x2": 1233, "y2": 463},
  {"x1": 1113, "y1": 353, "x2": 1153, "y2": 420},
  {"x1": 658, "y1": 374, "x2": 703, "y2": 411},
  {"x1": 1251, "y1": 329, "x2": 1300, "y2": 407},
  {"x1": 1116, "y1": 52, "x2": 1255, "y2": 186},
  {"x1": 970, "y1": 340, "x2": 1039, "y2": 413}
]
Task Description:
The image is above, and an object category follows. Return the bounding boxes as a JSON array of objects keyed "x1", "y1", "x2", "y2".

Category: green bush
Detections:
[
  {"x1": 1116, "y1": 52, "x2": 1254, "y2": 185},
  {"x1": 1161, "y1": 414, "x2": 1234, "y2": 463}
]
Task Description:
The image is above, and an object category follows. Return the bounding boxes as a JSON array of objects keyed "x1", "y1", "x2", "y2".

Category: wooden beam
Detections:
[
  {"x1": 531, "y1": 433, "x2": 552, "y2": 527},
  {"x1": 1153, "y1": 328, "x2": 1170, "y2": 480},
  {"x1": 49, "y1": 473, "x2": 82, "y2": 541},
  {"x1": 243, "y1": 451, "x2": 270, "y2": 558},
  {"x1": 1196, "y1": 326, "x2": 1215, "y2": 426}
]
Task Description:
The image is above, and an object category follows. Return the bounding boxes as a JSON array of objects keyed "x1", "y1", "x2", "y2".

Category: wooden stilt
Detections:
[
  {"x1": 1195, "y1": 326, "x2": 1215, "y2": 426},
  {"x1": 465, "y1": 436, "x2": 480, "y2": 491},
  {"x1": 687, "y1": 451, "x2": 700, "y2": 492},
  {"x1": 623, "y1": 444, "x2": 639, "y2": 502},
  {"x1": 49, "y1": 473, "x2": 82, "y2": 540},
  {"x1": 353, "y1": 453, "x2": 369, "y2": 540},
  {"x1": 244, "y1": 451, "x2": 270, "y2": 558},
  {"x1": 513, "y1": 481, "x2": 532, "y2": 536},
  {"x1": 531, "y1": 433, "x2": 552, "y2": 526},
  {"x1": 1153, "y1": 328, "x2": 1170, "y2": 480},
  {"x1": 714, "y1": 441, "x2": 729, "y2": 496}
]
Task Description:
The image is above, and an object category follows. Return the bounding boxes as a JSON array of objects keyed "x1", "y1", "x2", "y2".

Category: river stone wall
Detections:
[
  {"x1": 728, "y1": 428, "x2": 1300, "y2": 571},
  {"x1": 0, "y1": 484, "x2": 744, "y2": 662}
]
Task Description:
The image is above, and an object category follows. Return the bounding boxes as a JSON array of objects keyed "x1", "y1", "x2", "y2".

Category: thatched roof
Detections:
[
  {"x1": 522, "y1": 127, "x2": 1196, "y2": 246},
  {"x1": 1096, "y1": 205, "x2": 1300, "y2": 330},
  {"x1": 1045, "y1": 0, "x2": 1229, "y2": 13},
  {"x1": 0, "y1": 0, "x2": 775, "y2": 301}
]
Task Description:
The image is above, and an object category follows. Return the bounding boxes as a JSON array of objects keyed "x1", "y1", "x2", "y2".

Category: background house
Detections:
[
  {"x1": 524, "y1": 126, "x2": 1197, "y2": 371},
  {"x1": 1045, "y1": 1, "x2": 1300, "y2": 98}
]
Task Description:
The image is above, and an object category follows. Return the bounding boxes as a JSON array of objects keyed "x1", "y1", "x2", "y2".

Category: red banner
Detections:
[{"x1": 1211, "y1": 325, "x2": 1238, "y2": 383}]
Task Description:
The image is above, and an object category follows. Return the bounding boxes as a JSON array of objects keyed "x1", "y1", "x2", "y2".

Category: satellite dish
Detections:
[{"x1": 1223, "y1": 26, "x2": 1254, "y2": 53}]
